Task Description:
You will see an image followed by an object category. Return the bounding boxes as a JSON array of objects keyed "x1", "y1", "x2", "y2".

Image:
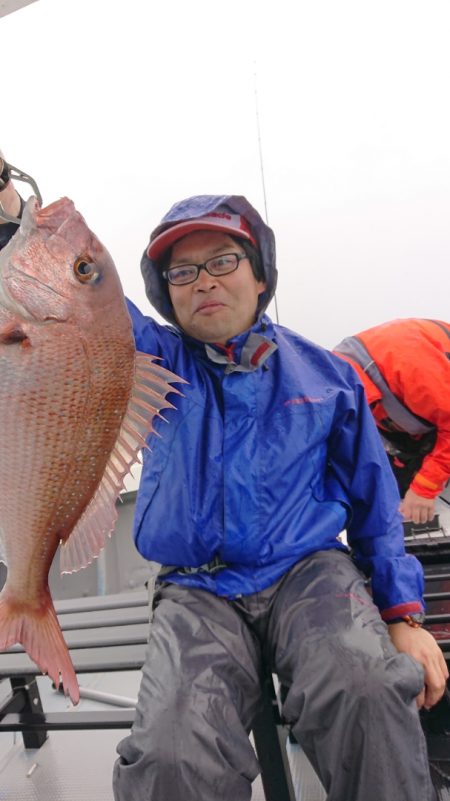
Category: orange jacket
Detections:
[{"x1": 334, "y1": 318, "x2": 450, "y2": 498}]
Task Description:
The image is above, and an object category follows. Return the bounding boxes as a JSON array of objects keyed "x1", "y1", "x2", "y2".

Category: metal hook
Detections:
[{"x1": 0, "y1": 161, "x2": 42, "y2": 224}]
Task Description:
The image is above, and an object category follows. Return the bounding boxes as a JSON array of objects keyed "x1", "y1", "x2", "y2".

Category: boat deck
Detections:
[{"x1": 0, "y1": 670, "x2": 323, "y2": 801}]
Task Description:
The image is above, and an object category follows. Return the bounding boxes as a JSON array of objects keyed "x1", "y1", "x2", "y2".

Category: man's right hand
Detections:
[
  {"x1": 389, "y1": 622, "x2": 448, "y2": 709},
  {"x1": 400, "y1": 488, "x2": 436, "y2": 524}
]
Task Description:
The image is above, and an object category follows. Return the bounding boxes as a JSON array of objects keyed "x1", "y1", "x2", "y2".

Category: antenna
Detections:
[{"x1": 254, "y1": 66, "x2": 280, "y2": 325}]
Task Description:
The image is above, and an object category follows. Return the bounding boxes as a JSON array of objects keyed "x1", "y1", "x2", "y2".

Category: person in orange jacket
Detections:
[{"x1": 334, "y1": 318, "x2": 450, "y2": 525}]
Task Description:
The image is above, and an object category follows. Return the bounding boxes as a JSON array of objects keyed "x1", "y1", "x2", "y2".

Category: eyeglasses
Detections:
[{"x1": 162, "y1": 252, "x2": 248, "y2": 286}]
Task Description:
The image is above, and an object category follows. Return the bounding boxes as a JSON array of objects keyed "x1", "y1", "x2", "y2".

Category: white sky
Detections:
[{"x1": 2, "y1": 0, "x2": 450, "y2": 348}]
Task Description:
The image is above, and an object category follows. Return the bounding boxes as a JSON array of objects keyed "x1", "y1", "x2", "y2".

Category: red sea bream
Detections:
[{"x1": 0, "y1": 197, "x2": 183, "y2": 703}]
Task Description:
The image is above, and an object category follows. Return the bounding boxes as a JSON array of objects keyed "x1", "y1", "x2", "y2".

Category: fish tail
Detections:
[{"x1": 0, "y1": 592, "x2": 80, "y2": 704}]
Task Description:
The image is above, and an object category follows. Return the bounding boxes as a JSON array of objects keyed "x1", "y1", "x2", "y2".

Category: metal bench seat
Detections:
[{"x1": 0, "y1": 594, "x2": 149, "y2": 749}]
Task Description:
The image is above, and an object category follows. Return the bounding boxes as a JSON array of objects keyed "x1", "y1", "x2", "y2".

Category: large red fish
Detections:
[{"x1": 0, "y1": 196, "x2": 183, "y2": 703}]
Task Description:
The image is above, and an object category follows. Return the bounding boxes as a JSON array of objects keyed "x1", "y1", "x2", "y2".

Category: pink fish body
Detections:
[{"x1": 0, "y1": 197, "x2": 182, "y2": 703}]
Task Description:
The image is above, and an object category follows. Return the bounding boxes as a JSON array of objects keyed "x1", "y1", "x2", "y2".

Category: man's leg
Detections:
[
  {"x1": 113, "y1": 583, "x2": 262, "y2": 801},
  {"x1": 267, "y1": 550, "x2": 434, "y2": 801}
]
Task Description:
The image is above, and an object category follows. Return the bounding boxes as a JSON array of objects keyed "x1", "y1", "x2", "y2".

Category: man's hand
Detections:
[
  {"x1": 388, "y1": 622, "x2": 448, "y2": 709},
  {"x1": 400, "y1": 488, "x2": 435, "y2": 524}
]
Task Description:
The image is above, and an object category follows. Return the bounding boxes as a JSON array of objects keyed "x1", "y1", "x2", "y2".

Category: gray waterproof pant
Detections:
[{"x1": 113, "y1": 550, "x2": 434, "y2": 801}]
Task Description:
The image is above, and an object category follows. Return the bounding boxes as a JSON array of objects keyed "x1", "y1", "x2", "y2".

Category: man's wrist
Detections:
[{"x1": 388, "y1": 613, "x2": 426, "y2": 628}]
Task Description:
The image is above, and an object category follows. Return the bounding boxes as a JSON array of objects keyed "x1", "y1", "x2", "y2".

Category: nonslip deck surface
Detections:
[{"x1": 0, "y1": 671, "x2": 325, "y2": 801}]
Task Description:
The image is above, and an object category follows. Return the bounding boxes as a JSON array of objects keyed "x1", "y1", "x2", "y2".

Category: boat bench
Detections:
[{"x1": 0, "y1": 589, "x2": 149, "y2": 748}]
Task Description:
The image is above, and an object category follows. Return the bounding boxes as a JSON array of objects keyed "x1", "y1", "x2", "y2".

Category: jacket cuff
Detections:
[{"x1": 381, "y1": 601, "x2": 425, "y2": 623}]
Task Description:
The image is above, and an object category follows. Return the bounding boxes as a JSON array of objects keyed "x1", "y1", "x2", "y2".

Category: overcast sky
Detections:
[{"x1": 2, "y1": 0, "x2": 449, "y2": 348}]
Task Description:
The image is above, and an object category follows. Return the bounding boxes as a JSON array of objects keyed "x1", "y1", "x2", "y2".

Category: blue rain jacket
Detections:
[{"x1": 129, "y1": 303, "x2": 424, "y2": 616}]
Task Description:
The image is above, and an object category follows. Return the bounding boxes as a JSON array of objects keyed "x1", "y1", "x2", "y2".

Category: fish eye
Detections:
[{"x1": 74, "y1": 256, "x2": 99, "y2": 283}]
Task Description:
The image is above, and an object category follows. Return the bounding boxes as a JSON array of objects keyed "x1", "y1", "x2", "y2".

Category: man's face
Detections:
[{"x1": 166, "y1": 231, "x2": 267, "y2": 344}]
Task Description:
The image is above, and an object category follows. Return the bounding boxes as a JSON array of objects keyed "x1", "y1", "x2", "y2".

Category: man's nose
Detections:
[{"x1": 194, "y1": 267, "x2": 217, "y2": 290}]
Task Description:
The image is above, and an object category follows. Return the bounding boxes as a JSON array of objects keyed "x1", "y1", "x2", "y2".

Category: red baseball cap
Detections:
[{"x1": 147, "y1": 211, "x2": 257, "y2": 260}]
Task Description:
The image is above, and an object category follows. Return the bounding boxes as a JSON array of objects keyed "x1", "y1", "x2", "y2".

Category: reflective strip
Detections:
[
  {"x1": 412, "y1": 472, "x2": 441, "y2": 491},
  {"x1": 427, "y1": 319, "x2": 450, "y2": 341},
  {"x1": 335, "y1": 336, "x2": 434, "y2": 436}
]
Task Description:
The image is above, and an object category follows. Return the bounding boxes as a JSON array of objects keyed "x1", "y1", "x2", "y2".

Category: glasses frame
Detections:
[{"x1": 162, "y1": 252, "x2": 248, "y2": 286}]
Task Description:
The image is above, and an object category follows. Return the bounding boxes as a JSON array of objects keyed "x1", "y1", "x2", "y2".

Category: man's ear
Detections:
[{"x1": 257, "y1": 280, "x2": 267, "y2": 296}]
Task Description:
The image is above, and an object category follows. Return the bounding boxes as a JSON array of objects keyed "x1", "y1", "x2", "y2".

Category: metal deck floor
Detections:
[
  {"x1": 0, "y1": 670, "x2": 325, "y2": 801},
  {"x1": 0, "y1": 671, "x2": 138, "y2": 801},
  {"x1": 0, "y1": 734, "x2": 324, "y2": 801},
  {"x1": 0, "y1": 728, "x2": 124, "y2": 801}
]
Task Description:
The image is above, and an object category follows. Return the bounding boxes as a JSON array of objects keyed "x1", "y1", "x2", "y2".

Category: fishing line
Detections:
[{"x1": 253, "y1": 66, "x2": 280, "y2": 325}]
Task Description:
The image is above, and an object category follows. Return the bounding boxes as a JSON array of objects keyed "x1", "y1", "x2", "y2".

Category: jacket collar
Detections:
[{"x1": 177, "y1": 315, "x2": 278, "y2": 373}]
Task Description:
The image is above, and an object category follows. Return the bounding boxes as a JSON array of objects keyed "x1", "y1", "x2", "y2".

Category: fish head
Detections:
[{"x1": 0, "y1": 196, "x2": 127, "y2": 325}]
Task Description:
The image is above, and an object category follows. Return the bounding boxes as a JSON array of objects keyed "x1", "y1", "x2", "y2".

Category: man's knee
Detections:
[
  {"x1": 113, "y1": 713, "x2": 258, "y2": 801},
  {"x1": 284, "y1": 647, "x2": 424, "y2": 733},
  {"x1": 113, "y1": 728, "x2": 176, "y2": 801}
]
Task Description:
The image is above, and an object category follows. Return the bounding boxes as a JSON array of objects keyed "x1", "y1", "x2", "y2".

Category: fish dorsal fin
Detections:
[{"x1": 60, "y1": 352, "x2": 185, "y2": 574}]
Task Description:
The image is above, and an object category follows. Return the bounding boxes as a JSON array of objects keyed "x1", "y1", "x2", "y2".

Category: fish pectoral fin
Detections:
[
  {"x1": 60, "y1": 350, "x2": 186, "y2": 574},
  {"x1": 0, "y1": 322, "x2": 29, "y2": 346},
  {"x1": 59, "y1": 481, "x2": 119, "y2": 575},
  {"x1": 0, "y1": 591, "x2": 80, "y2": 704}
]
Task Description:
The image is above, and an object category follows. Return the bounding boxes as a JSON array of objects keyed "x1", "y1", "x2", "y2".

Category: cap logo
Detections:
[
  {"x1": 204, "y1": 212, "x2": 232, "y2": 220},
  {"x1": 200, "y1": 212, "x2": 243, "y2": 227}
]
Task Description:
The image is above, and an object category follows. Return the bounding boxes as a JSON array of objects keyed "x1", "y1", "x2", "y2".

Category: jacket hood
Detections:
[{"x1": 140, "y1": 195, "x2": 277, "y2": 324}]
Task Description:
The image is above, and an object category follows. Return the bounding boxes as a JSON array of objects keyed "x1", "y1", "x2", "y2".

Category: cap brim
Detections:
[{"x1": 147, "y1": 220, "x2": 254, "y2": 261}]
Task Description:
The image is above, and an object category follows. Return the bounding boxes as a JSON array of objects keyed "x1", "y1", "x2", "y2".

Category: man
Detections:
[
  {"x1": 334, "y1": 319, "x2": 450, "y2": 524},
  {"x1": 0, "y1": 168, "x2": 447, "y2": 801}
]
